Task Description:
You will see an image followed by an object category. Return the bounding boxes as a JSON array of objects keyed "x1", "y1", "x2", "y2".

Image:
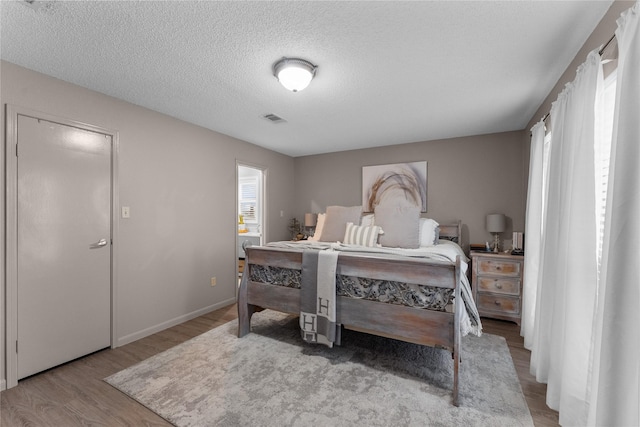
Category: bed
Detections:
[{"x1": 237, "y1": 219, "x2": 481, "y2": 406}]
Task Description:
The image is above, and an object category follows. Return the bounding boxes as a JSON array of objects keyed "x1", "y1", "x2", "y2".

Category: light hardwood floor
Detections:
[{"x1": 1, "y1": 305, "x2": 559, "y2": 426}]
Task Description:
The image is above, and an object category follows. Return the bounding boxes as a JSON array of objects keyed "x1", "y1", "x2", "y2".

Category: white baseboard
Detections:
[
  {"x1": 0, "y1": 379, "x2": 6, "y2": 391},
  {"x1": 116, "y1": 298, "x2": 236, "y2": 347}
]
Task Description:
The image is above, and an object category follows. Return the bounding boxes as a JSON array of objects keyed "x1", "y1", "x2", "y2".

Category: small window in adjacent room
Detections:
[{"x1": 239, "y1": 179, "x2": 258, "y2": 224}]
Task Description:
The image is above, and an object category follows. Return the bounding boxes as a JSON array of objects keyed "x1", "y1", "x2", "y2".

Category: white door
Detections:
[{"x1": 17, "y1": 115, "x2": 112, "y2": 379}]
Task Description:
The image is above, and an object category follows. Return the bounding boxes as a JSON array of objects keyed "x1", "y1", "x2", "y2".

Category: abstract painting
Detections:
[{"x1": 362, "y1": 161, "x2": 427, "y2": 213}]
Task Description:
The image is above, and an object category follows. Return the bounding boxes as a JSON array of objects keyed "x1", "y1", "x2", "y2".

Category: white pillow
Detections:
[
  {"x1": 419, "y1": 218, "x2": 440, "y2": 247},
  {"x1": 343, "y1": 222, "x2": 383, "y2": 247},
  {"x1": 307, "y1": 213, "x2": 326, "y2": 241}
]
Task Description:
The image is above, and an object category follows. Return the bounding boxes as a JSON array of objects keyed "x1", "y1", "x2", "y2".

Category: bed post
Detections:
[
  {"x1": 237, "y1": 253, "x2": 255, "y2": 338},
  {"x1": 452, "y1": 255, "x2": 462, "y2": 406}
]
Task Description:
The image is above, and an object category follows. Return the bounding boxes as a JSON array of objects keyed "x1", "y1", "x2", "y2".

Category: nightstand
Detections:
[{"x1": 470, "y1": 251, "x2": 524, "y2": 325}]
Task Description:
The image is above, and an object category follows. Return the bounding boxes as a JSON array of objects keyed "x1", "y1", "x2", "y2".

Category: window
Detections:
[
  {"x1": 595, "y1": 69, "x2": 617, "y2": 268},
  {"x1": 239, "y1": 178, "x2": 259, "y2": 224},
  {"x1": 541, "y1": 130, "x2": 552, "y2": 232}
]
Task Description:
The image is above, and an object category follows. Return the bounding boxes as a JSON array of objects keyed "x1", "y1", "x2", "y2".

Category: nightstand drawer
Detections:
[
  {"x1": 477, "y1": 277, "x2": 520, "y2": 295},
  {"x1": 477, "y1": 294, "x2": 520, "y2": 315},
  {"x1": 477, "y1": 258, "x2": 521, "y2": 277}
]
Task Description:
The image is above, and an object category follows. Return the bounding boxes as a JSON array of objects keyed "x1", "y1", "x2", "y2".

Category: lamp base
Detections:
[{"x1": 492, "y1": 233, "x2": 500, "y2": 252}]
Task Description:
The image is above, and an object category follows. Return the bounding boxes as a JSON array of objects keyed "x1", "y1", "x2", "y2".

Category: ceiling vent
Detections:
[
  {"x1": 19, "y1": 0, "x2": 57, "y2": 13},
  {"x1": 262, "y1": 114, "x2": 286, "y2": 124}
]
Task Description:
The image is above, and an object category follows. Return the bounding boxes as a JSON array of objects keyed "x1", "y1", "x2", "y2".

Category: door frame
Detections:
[
  {"x1": 4, "y1": 105, "x2": 120, "y2": 388},
  {"x1": 236, "y1": 161, "x2": 267, "y2": 280}
]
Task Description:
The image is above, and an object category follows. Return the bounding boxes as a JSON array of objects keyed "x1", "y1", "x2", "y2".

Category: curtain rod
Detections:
[
  {"x1": 538, "y1": 33, "x2": 617, "y2": 125},
  {"x1": 599, "y1": 33, "x2": 617, "y2": 56}
]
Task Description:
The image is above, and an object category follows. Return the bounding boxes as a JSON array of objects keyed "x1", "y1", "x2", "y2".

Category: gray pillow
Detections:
[
  {"x1": 319, "y1": 205, "x2": 362, "y2": 242},
  {"x1": 374, "y1": 205, "x2": 421, "y2": 248}
]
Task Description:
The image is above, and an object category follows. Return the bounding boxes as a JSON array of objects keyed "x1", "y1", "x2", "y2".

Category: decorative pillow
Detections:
[
  {"x1": 419, "y1": 218, "x2": 440, "y2": 247},
  {"x1": 360, "y1": 214, "x2": 375, "y2": 227},
  {"x1": 374, "y1": 205, "x2": 421, "y2": 249},
  {"x1": 343, "y1": 222, "x2": 383, "y2": 247},
  {"x1": 307, "y1": 213, "x2": 326, "y2": 241},
  {"x1": 319, "y1": 205, "x2": 363, "y2": 242}
]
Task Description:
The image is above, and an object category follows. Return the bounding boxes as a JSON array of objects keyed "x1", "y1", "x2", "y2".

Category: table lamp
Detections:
[
  {"x1": 486, "y1": 213, "x2": 506, "y2": 252},
  {"x1": 304, "y1": 213, "x2": 317, "y2": 238}
]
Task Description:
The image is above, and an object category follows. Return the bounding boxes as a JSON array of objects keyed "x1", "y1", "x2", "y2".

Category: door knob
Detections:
[{"x1": 89, "y1": 238, "x2": 108, "y2": 249}]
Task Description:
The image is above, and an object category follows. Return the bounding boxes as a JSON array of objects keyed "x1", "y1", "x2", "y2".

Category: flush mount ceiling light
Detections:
[{"x1": 272, "y1": 57, "x2": 317, "y2": 92}]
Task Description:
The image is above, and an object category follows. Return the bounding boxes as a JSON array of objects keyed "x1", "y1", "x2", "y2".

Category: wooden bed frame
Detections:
[{"x1": 237, "y1": 221, "x2": 464, "y2": 406}]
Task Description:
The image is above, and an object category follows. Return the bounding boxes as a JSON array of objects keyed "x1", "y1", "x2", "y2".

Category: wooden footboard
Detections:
[{"x1": 237, "y1": 245, "x2": 463, "y2": 406}]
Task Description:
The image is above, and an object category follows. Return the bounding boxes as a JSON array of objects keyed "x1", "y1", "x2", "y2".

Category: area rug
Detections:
[{"x1": 105, "y1": 310, "x2": 533, "y2": 426}]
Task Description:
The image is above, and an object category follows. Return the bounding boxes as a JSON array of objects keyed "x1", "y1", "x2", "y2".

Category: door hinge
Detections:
[
  {"x1": 16, "y1": 340, "x2": 18, "y2": 353},
  {"x1": 15, "y1": 144, "x2": 18, "y2": 157}
]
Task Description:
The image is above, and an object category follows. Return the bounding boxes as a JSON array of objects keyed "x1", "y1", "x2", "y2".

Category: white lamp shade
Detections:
[
  {"x1": 486, "y1": 213, "x2": 506, "y2": 233},
  {"x1": 304, "y1": 213, "x2": 317, "y2": 227}
]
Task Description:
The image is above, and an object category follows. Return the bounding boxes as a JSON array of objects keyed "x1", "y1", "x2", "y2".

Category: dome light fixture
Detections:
[{"x1": 272, "y1": 57, "x2": 317, "y2": 92}]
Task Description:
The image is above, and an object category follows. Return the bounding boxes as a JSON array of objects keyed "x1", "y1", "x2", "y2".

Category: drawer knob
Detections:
[
  {"x1": 495, "y1": 282, "x2": 503, "y2": 289},
  {"x1": 494, "y1": 300, "x2": 501, "y2": 306}
]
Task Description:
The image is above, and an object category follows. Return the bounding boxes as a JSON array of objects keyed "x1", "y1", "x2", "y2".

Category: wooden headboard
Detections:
[{"x1": 438, "y1": 220, "x2": 462, "y2": 244}]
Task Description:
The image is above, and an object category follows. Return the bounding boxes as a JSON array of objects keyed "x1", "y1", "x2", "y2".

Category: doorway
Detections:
[
  {"x1": 5, "y1": 106, "x2": 119, "y2": 388},
  {"x1": 236, "y1": 163, "x2": 265, "y2": 277}
]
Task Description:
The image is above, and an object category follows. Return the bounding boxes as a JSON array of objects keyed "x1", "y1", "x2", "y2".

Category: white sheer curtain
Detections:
[
  {"x1": 529, "y1": 49, "x2": 603, "y2": 426},
  {"x1": 521, "y1": 121, "x2": 545, "y2": 348},
  {"x1": 588, "y1": 2, "x2": 640, "y2": 425}
]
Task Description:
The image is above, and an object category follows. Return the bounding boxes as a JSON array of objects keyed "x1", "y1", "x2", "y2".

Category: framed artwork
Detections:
[{"x1": 362, "y1": 161, "x2": 427, "y2": 213}]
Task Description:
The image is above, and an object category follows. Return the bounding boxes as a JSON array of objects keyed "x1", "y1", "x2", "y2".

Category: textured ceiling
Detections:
[{"x1": 1, "y1": 1, "x2": 613, "y2": 157}]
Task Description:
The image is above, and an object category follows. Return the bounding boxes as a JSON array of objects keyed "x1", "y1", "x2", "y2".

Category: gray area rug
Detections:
[{"x1": 105, "y1": 310, "x2": 533, "y2": 426}]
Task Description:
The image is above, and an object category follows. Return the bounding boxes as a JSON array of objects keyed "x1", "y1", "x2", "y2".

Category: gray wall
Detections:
[
  {"x1": 0, "y1": 61, "x2": 295, "y2": 384},
  {"x1": 293, "y1": 131, "x2": 527, "y2": 251}
]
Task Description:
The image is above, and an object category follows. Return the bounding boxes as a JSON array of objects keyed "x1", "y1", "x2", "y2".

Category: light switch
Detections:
[{"x1": 122, "y1": 206, "x2": 130, "y2": 218}]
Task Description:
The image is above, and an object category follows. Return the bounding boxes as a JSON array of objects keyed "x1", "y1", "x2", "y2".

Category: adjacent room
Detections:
[{"x1": 1, "y1": 1, "x2": 638, "y2": 426}]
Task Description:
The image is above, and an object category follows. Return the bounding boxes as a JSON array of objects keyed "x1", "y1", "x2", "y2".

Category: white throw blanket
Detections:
[{"x1": 300, "y1": 249, "x2": 341, "y2": 347}]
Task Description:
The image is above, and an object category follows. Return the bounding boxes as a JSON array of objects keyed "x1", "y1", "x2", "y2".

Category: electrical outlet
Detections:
[
  {"x1": 122, "y1": 206, "x2": 130, "y2": 218},
  {"x1": 210, "y1": 277, "x2": 217, "y2": 287}
]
